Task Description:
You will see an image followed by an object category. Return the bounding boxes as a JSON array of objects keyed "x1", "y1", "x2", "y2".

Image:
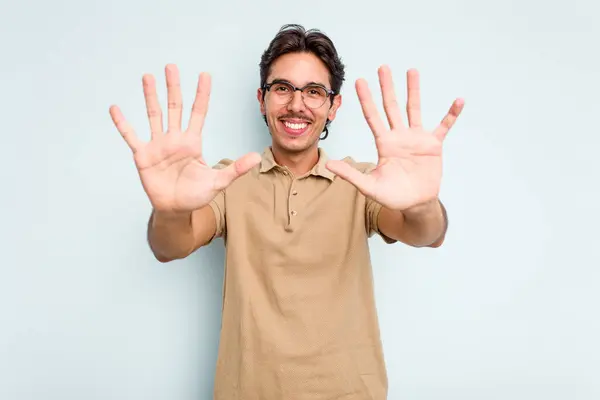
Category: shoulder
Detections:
[
  {"x1": 211, "y1": 158, "x2": 234, "y2": 170},
  {"x1": 335, "y1": 156, "x2": 377, "y2": 174},
  {"x1": 210, "y1": 157, "x2": 263, "y2": 193},
  {"x1": 210, "y1": 157, "x2": 261, "y2": 175}
]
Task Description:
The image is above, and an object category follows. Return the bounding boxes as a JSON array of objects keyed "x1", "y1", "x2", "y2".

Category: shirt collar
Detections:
[{"x1": 259, "y1": 146, "x2": 335, "y2": 181}]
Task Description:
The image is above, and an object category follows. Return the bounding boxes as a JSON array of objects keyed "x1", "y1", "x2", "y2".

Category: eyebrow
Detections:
[{"x1": 270, "y1": 78, "x2": 329, "y2": 88}]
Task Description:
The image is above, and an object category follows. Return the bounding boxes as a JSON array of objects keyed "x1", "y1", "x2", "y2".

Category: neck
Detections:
[{"x1": 270, "y1": 144, "x2": 320, "y2": 176}]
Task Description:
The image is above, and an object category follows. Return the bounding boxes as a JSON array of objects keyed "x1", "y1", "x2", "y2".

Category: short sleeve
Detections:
[
  {"x1": 362, "y1": 162, "x2": 397, "y2": 244},
  {"x1": 208, "y1": 158, "x2": 234, "y2": 240},
  {"x1": 209, "y1": 190, "x2": 226, "y2": 239},
  {"x1": 365, "y1": 196, "x2": 397, "y2": 244}
]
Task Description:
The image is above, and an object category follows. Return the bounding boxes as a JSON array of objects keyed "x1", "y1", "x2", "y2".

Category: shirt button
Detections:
[
  {"x1": 291, "y1": 210, "x2": 297, "y2": 216},
  {"x1": 292, "y1": 190, "x2": 298, "y2": 195}
]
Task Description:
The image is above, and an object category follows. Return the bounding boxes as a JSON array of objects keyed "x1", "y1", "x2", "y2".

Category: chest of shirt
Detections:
[{"x1": 223, "y1": 171, "x2": 369, "y2": 257}]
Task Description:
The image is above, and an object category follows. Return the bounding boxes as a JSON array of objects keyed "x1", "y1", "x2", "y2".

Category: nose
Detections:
[{"x1": 287, "y1": 90, "x2": 306, "y2": 113}]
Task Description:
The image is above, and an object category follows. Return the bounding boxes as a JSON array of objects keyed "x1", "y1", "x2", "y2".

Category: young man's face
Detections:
[{"x1": 258, "y1": 52, "x2": 342, "y2": 154}]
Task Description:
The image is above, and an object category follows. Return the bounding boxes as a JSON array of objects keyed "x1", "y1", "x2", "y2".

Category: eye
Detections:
[
  {"x1": 305, "y1": 86, "x2": 327, "y2": 98},
  {"x1": 273, "y1": 84, "x2": 290, "y2": 92}
]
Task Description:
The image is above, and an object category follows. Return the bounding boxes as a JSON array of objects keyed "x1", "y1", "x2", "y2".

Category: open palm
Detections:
[
  {"x1": 110, "y1": 64, "x2": 260, "y2": 213},
  {"x1": 326, "y1": 66, "x2": 464, "y2": 211}
]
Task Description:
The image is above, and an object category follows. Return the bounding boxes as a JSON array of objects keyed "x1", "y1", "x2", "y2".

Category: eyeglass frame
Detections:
[{"x1": 261, "y1": 79, "x2": 337, "y2": 109}]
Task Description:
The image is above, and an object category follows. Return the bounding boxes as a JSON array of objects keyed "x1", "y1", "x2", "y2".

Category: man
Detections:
[{"x1": 110, "y1": 24, "x2": 463, "y2": 400}]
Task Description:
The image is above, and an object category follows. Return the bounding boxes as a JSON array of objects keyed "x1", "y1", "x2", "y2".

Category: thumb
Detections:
[
  {"x1": 215, "y1": 152, "x2": 262, "y2": 189},
  {"x1": 326, "y1": 160, "x2": 375, "y2": 197}
]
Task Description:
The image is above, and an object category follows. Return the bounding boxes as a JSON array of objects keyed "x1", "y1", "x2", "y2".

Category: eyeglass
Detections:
[{"x1": 263, "y1": 79, "x2": 335, "y2": 109}]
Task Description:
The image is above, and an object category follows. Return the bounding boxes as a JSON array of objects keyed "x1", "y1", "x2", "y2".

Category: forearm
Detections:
[
  {"x1": 378, "y1": 199, "x2": 448, "y2": 247},
  {"x1": 402, "y1": 199, "x2": 448, "y2": 247},
  {"x1": 147, "y1": 210, "x2": 196, "y2": 262}
]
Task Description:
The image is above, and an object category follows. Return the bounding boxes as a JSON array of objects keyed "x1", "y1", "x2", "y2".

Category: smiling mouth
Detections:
[
  {"x1": 284, "y1": 121, "x2": 309, "y2": 130},
  {"x1": 280, "y1": 119, "x2": 311, "y2": 136}
]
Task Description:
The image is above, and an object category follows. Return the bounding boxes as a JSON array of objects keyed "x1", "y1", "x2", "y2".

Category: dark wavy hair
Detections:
[{"x1": 259, "y1": 24, "x2": 346, "y2": 139}]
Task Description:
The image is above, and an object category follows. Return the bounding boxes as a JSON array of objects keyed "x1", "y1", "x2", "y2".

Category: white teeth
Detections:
[{"x1": 283, "y1": 121, "x2": 308, "y2": 130}]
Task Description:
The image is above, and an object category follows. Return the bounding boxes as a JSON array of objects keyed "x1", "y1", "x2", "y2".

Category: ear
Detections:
[
  {"x1": 257, "y1": 88, "x2": 266, "y2": 115},
  {"x1": 327, "y1": 94, "x2": 342, "y2": 123}
]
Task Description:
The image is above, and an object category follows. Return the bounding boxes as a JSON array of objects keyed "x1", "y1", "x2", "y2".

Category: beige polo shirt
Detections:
[{"x1": 208, "y1": 146, "x2": 396, "y2": 400}]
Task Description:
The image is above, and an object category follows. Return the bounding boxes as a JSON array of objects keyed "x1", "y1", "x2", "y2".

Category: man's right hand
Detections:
[{"x1": 109, "y1": 64, "x2": 261, "y2": 214}]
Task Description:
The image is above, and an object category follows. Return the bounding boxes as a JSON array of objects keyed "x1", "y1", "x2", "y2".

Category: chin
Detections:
[
  {"x1": 271, "y1": 126, "x2": 314, "y2": 150},
  {"x1": 277, "y1": 131, "x2": 320, "y2": 152}
]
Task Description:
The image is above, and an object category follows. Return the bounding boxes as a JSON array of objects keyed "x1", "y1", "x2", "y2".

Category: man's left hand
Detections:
[{"x1": 326, "y1": 65, "x2": 464, "y2": 212}]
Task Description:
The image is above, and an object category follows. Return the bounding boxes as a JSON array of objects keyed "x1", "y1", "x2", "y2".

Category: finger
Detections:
[
  {"x1": 406, "y1": 69, "x2": 422, "y2": 128},
  {"x1": 165, "y1": 64, "x2": 183, "y2": 132},
  {"x1": 142, "y1": 74, "x2": 163, "y2": 139},
  {"x1": 187, "y1": 72, "x2": 212, "y2": 135},
  {"x1": 325, "y1": 160, "x2": 376, "y2": 197},
  {"x1": 356, "y1": 78, "x2": 387, "y2": 138},
  {"x1": 109, "y1": 105, "x2": 143, "y2": 153},
  {"x1": 432, "y1": 98, "x2": 465, "y2": 141},
  {"x1": 214, "y1": 152, "x2": 262, "y2": 190},
  {"x1": 378, "y1": 65, "x2": 404, "y2": 130}
]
